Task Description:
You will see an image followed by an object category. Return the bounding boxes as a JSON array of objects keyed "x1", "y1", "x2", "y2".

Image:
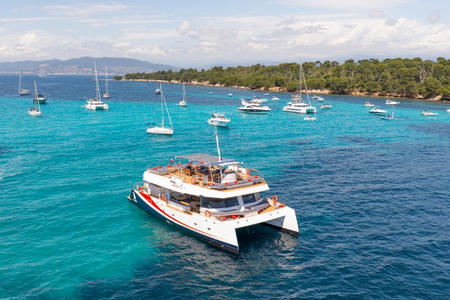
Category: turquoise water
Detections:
[{"x1": 1, "y1": 75, "x2": 449, "y2": 298}]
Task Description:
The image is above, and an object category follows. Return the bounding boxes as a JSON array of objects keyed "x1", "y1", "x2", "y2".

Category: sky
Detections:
[{"x1": 0, "y1": 0, "x2": 449, "y2": 68}]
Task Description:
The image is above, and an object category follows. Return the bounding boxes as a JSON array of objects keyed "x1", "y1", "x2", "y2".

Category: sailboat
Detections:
[
  {"x1": 32, "y1": 80, "x2": 47, "y2": 104},
  {"x1": 18, "y1": 71, "x2": 31, "y2": 96},
  {"x1": 283, "y1": 64, "x2": 316, "y2": 114},
  {"x1": 103, "y1": 67, "x2": 111, "y2": 98},
  {"x1": 178, "y1": 83, "x2": 187, "y2": 106},
  {"x1": 84, "y1": 62, "x2": 108, "y2": 111},
  {"x1": 147, "y1": 83, "x2": 174, "y2": 135},
  {"x1": 28, "y1": 80, "x2": 42, "y2": 116}
]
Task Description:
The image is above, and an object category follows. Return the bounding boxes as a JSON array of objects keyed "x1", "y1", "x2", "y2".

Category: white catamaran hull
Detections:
[
  {"x1": 85, "y1": 103, "x2": 108, "y2": 110},
  {"x1": 283, "y1": 106, "x2": 316, "y2": 114},
  {"x1": 128, "y1": 189, "x2": 298, "y2": 253}
]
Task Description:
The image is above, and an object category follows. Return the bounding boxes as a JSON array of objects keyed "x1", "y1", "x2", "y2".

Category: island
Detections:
[{"x1": 116, "y1": 58, "x2": 449, "y2": 101}]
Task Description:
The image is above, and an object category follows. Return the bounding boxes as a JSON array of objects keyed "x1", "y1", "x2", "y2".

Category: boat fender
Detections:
[
  {"x1": 272, "y1": 195, "x2": 278, "y2": 206},
  {"x1": 205, "y1": 210, "x2": 212, "y2": 218}
]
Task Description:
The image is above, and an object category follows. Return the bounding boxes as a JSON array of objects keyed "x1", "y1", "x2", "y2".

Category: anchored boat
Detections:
[{"x1": 128, "y1": 134, "x2": 299, "y2": 254}]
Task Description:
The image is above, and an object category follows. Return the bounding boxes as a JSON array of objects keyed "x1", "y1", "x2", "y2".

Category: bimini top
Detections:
[{"x1": 177, "y1": 153, "x2": 240, "y2": 166}]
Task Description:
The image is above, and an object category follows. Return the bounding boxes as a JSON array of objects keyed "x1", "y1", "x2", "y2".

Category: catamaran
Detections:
[
  {"x1": 128, "y1": 133, "x2": 299, "y2": 253},
  {"x1": 103, "y1": 67, "x2": 111, "y2": 99},
  {"x1": 84, "y1": 62, "x2": 108, "y2": 111},
  {"x1": 283, "y1": 64, "x2": 316, "y2": 114},
  {"x1": 147, "y1": 83, "x2": 174, "y2": 135},
  {"x1": 18, "y1": 71, "x2": 31, "y2": 96},
  {"x1": 178, "y1": 83, "x2": 187, "y2": 106},
  {"x1": 28, "y1": 80, "x2": 42, "y2": 116}
]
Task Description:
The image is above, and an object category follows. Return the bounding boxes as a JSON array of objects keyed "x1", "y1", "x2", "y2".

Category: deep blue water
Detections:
[{"x1": 1, "y1": 75, "x2": 449, "y2": 298}]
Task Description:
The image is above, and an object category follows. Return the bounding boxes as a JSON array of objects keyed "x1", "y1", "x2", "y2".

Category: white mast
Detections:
[
  {"x1": 300, "y1": 64, "x2": 313, "y2": 106},
  {"x1": 162, "y1": 85, "x2": 173, "y2": 129},
  {"x1": 33, "y1": 80, "x2": 40, "y2": 112},
  {"x1": 94, "y1": 61, "x2": 101, "y2": 100},
  {"x1": 18, "y1": 71, "x2": 22, "y2": 93},
  {"x1": 215, "y1": 129, "x2": 222, "y2": 162},
  {"x1": 105, "y1": 66, "x2": 109, "y2": 94},
  {"x1": 160, "y1": 83, "x2": 164, "y2": 127},
  {"x1": 182, "y1": 82, "x2": 186, "y2": 103},
  {"x1": 298, "y1": 64, "x2": 302, "y2": 102}
]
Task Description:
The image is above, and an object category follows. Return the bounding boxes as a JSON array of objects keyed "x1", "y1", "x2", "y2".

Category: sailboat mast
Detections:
[
  {"x1": 299, "y1": 63, "x2": 302, "y2": 102},
  {"x1": 34, "y1": 80, "x2": 40, "y2": 111},
  {"x1": 160, "y1": 83, "x2": 164, "y2": 127},
  {"x1": 18, "y1": 71, "x2": 22, "y2": 93},
  {"x1": 301, "y1": 65, "x2": 313, "y2": 106},
  {"x1": 215, "y1": 130, "x2": 222, "y2": 162},
  {"x1": 105, "y1": 67, "x2": 108, "y2": 93},
  {"x1": 183, "y1": 83, "x2": 186, "y2": 102},
  {"x1": 94, "y1": 61, "x2": 101, "y2": 100}
]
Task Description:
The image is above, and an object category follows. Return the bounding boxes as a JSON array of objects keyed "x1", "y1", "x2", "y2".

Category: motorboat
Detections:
[
  {"x1": 385, "y1": 99, "x2": 400, "y2": 105},
  {"x1": 364, "y1": 101, "x2": 374, "y2": 107},
  {"x1": 271, "y1": 96, "x2": 280, "y2": 101},
  {"x1": 320, "y1": 104, "x2": 332, "y2": 109},
  {"x1": 147, "y1": 83, "x2": 174, "y2": 135},
  {"x1": 248, "y1": 96, "x2": 268, "y2": 104},
  {"x1": 237, "y1": 100, "x2": 271, "y2": 113},
  {"x1": 312, "y1": 95, "x2": 324, "y2": 101},
  {"x1": 28, "y1": 80, "x2": 42, "y2": 116},
  {"x1": 421, "y1": 110, "x2": 438, "y2": 116},
  {"x1": 208, "y1": 113, "x2": 230, "y2": 127},
  {"x1": 381, "y1": 112, "x2": 395, "y2": 120},
  {"x1": 103, "y1": 66, "x2": 111, "y2": 98},
  {"x1": 264, "y1": 93, "x2": 269, "y2": 96},
  {"x1": 304, "y1": 115, "x2": 316, "y2": 121},
  {"x1": 228, "y1": 93, "x2": 233, "y2": 97},
  {"x1": 155, "y1": 88, "x2": 161, "y2": 94},
  {"x1": 369, "y1": 107, "x2": 387, "y2": 114},
  {"x1": 18, "y1": 71, "x2": 30, "y2": 96},
  {"x1": 446, "y1": 108, "x2": 450, "y2": 112},
  {"x1": 283, "y1": 64, "x2": 316, "y2": 114},
  {"x1": 178, "y1": 83, "x2": 187, "y2": 107},
  {"x1": 128, "y1": 133, "x2": 299, "y2": 254},
  {"x1": 84, "y1": 62, "x2": 108, "y2": 111}
]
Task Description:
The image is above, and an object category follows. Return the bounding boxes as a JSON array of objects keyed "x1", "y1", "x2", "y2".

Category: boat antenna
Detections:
[{"x1": 215, "y1": 128, "x2": 222, "y2": 162}]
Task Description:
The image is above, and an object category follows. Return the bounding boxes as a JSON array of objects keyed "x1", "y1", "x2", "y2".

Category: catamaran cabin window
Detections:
[
  {"x1": 201, "y1": 197, "x2": 239, "y2": 209},
  {"x1": 242, "y1": 193, "x2": 263, "y2": 205}
]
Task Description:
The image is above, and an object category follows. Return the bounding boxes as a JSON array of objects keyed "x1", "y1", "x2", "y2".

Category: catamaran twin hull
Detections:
[{"x1": 128, "y1": 188, "x2": 298, "y2": 254}]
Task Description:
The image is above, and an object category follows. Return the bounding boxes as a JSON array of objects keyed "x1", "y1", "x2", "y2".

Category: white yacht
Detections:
[
  {"x1": 237, "y1": 100, "x2": 271, "y2": 113},
  {"x1": 103, "y1": 66, "x2": 111, "y2": 99},
  {"x1": 155, "y1": 88, "x2": 161, "y2": 94},
  {"x1": 364, "y1": 101, "x2": 375, "y2": 107},
  {"x1": 447, "y1": 108, "x2": 450, "y2": 112},
  {"x1": 18, "y1": 71, "x2": 31, "y2": 96},
  {"x1": 228, "y1": 93, "x2": 233, "y2": 97},
  {"x1": 208, "y1": 113, "x2": 230, "y2": 127},
  {"x1": 84, "y1": 62, "x2": 108, "y2": 111},
  {"x1": 271, "y1": 96, "x2": 280, "y2": 101},
  {"x1": 28, "y1": 80, "x2": 42, "y2": 117},
  {"x1": 147, "y1": 83, "x2": 174, "y2": 135},
  {"x1": 312, "y1": 95, "x2": 324, "y2": 101},
  {"x1": 283, "y1": 64, "x2": 316, "y2": 114},
  {"x1": 321, "y1": 104, "x2": 332, "y2": 109},
  {"x1": 128, "y1": 134, "x2": 299, "y2": 254},
  {"x1": 249, "y1": 96, "x2": 268, "y2": 104},
  {"x1": 385, "y1": 99, "x2": 400, "y2": 105},
  {"x1": 369, "y1": 107, "x2": 387, "y2": 114},
  {"x1": 178, "y1": 83, "x2": 187, "y2": 107},
  {"x1": 421, "y1": 110, "x2": 438, "y2": 116}
]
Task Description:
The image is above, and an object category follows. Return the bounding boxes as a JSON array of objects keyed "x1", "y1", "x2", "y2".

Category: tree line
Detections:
[{"x1": 116, "y1": 58, "x2": 450, "y2": 99}]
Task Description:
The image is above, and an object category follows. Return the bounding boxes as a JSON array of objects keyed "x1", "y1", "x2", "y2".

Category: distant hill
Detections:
[{"x1": 0, "y1": 57, "x2": 178, "y2": 75}]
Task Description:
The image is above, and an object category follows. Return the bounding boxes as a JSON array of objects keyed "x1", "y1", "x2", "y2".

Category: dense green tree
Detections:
[{"x1": 120, "y1": 58, "x2": 449, "y2": 99}]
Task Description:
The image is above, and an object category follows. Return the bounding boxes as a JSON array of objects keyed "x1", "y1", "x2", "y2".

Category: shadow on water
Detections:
[{"x1": 338, "y1": 135, "x2": 376, "y2": 145}]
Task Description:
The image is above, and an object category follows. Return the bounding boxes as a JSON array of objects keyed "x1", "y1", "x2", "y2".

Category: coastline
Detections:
[{"x1": 117, "y1": 78, "x2": 449, "y2": 103}]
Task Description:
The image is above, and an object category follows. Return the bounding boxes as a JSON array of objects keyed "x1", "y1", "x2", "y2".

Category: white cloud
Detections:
[{"x1": 44, "y1": 3, "x2": 129, "y2": 16}]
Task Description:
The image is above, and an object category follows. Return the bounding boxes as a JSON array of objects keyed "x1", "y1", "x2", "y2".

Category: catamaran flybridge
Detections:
[{"x1": 128, "y1": 134, "x2": 299, "y2": 254}]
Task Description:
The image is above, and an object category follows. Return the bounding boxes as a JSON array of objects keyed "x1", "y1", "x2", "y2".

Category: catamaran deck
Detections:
[{"x1": 146, "y1": 154, "x2": 266, "y2": 191}]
